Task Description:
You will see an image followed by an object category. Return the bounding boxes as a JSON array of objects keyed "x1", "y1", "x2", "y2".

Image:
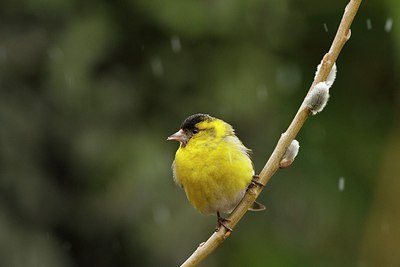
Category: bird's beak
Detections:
[{"x1": 167, "y1": 129, "x2": 188, "y2": 144}]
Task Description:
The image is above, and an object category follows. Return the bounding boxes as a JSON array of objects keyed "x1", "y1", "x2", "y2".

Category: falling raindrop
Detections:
[
  {"x1": 384, "y1": 17, "x2": 393, "y2": 33},
  {"x1": 171, "y1": 35, "x2": 182, "y2": 53},
  {"x1": 381, "y1": 220, "x2": 389, "y2": 233},
  {"x1": 338, "y1": 177, "x2": 345, "y2": 192},
  {"x1": 153, "y1": 205, "x2": 171, "y2": 225},
  {"x1": 62, "y1": 241, "x2": 72, "y2": 252},
  {"x1": 366, "y1": 18, "x2": 372, "y2": 30},
  {"x1": 48, "y1": 46, "x2": 64, "y2": 61},
  {"x1": 0, "y1": 46, "x2": 7, "y2": 62},
  {"x1": 276, "y1": 63, "x2": 302, "y2": 93},
  {"x1": 150, "y1": 56, "x2": 164, "y2": 77},
  {"x1": 64, "y1": 72, "x2": 75, "y2": 88},
  {"x1": 112, "y1": 240, "x2": 121, "y2": 252},
  {"x1": 323, "y1": 23, "x2": 328, "y2": 32},
  {"x1": 256, "y1": 85, "x2": 268, "y2": 101}
]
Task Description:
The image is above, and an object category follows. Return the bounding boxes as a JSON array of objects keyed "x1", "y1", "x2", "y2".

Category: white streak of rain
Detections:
[
  {"x1": 171, "y1": 36, "x2": 182, "y2": 53},
  {"x1": 385, "y1": 17, "x2": 393, "y2": 33},
  {"x1": 338, "y1": 177, "x2": 345, "y2": 192}
]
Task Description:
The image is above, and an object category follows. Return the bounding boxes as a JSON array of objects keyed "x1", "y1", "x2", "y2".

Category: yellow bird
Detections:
[{"x1": 168, "y1": 114, "x2": 264, "y2": 230}]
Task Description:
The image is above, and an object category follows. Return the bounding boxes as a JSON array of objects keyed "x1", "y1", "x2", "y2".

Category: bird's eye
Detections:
[{"x1": 193, "y1": 128, "x2": 199, "y2": 134}]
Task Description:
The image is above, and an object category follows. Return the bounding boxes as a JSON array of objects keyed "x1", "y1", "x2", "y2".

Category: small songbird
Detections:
[{"x1": 168, "y1": 114, "x2": 264, "y2": 230}]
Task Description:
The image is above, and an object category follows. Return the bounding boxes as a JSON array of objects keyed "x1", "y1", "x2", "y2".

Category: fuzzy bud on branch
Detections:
[
  {"x1": 306, "y1": 62, "x2": 337, "y2": 115},
  {"x1": 279, "y1": 139, "x2": 300, "y2": 168}
]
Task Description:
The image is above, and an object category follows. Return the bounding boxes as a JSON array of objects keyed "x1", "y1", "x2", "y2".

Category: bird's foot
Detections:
[
  {"x1": 250, "y1": 175, "x2": 265, "y2": 188},
  {"x1": 247, "y1": 175, "x2": 265, "y2": 195},
  {"x1": 216, "y1": 212, "x2": 232, "y2": 232}
]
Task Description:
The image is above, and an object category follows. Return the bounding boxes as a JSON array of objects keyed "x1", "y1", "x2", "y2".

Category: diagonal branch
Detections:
[{"x1": 180, "y1": 1, "x2": 362, "y2": 266}]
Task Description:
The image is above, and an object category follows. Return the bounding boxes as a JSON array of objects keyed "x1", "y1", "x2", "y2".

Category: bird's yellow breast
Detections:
[{"x1": 173, "y1": 120, "x2": 253, "y2": 215}]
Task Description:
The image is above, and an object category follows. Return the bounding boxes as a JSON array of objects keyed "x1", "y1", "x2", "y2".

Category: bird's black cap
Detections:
[{"x1": 180, "y1": 114, "x2": 212, "y2": 131}]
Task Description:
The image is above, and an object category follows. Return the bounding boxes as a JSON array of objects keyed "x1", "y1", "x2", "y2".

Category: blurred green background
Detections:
[{"x1": 1, "y1": 0, "x2": 399, "y2": 266}]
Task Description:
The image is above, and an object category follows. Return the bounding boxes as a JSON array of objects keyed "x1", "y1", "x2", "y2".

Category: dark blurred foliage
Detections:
[{"x1": 0, "y1": 0, "x2": 399, "y2": 266}]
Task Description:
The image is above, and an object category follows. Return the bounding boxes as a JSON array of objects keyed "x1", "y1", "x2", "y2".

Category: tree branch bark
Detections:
[{"x1": 180, "y1": 1, "x2": 362, "y2": 266}]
